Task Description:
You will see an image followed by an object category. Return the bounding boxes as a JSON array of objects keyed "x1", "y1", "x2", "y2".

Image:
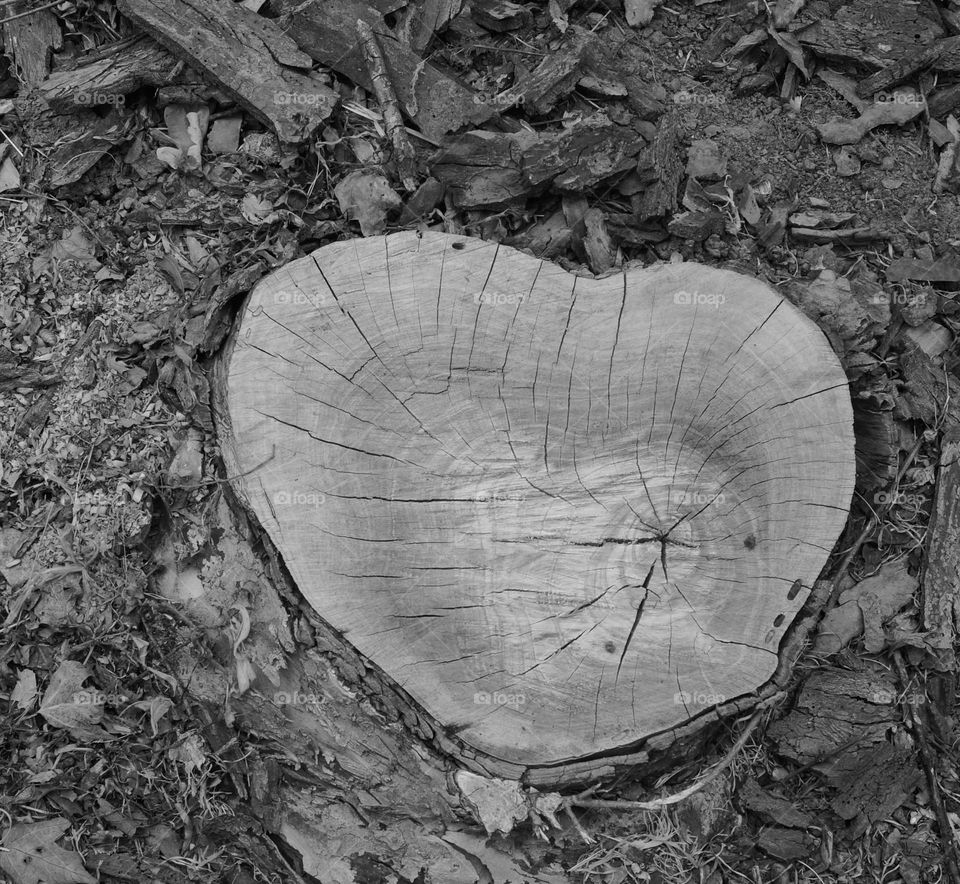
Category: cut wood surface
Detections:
[{"x1": 220, "y1": 231, "x2": 855, "y2": 772}]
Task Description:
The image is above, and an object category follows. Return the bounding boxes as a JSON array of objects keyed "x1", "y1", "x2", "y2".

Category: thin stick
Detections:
[
  {"x1": 355, "y1": 18, "x2": 418, "y2": 193},
  {"x1": 1, "y1": 0, "x2": 62, "y2": 25}
]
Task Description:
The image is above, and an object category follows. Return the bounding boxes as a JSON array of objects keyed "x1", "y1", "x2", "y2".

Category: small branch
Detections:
[{"x1": 356, "y1": 18, "x2": 418, "y2": 193}]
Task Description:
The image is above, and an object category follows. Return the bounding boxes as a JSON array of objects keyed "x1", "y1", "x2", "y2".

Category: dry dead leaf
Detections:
[
  {"x1": 334, "y1": 170, "x2": 402, "y2": 236},
  {"x1": 455, "y1": 770, "x2": 529, "y2": 834},
  {"x1": 625, "y1": 0, "x2": 663, "y2": 27},
  {"x1": 0, "y1": 818, "x2": 96, "y2": 884},
  {"x1": 39, "y1": 661, "x2": 108, "y2": 741},
  {"x1": 0, "y1": 156, "x2": 20, "y2": 193},
  {"x1": 11, "y1": 669, "x2": 37, "y2": 710},
  {"x1": 240, "y1": 193, "x2": 280, "y2": 226}
]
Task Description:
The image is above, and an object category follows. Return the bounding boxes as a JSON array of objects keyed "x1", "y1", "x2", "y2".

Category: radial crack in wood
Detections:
[{"x1": 219, "y1": 231, "x2": 855, "y2": 776}]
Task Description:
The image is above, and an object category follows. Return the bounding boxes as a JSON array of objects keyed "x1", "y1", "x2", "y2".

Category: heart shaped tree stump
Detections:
[{"x1": 219, "y1": 231, "x2": 855, "y2": 779}]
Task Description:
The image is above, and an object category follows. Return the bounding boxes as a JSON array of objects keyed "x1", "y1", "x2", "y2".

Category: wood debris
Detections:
[
  {"x1": 796, "y1": 0, "x2": 946, "y2": 71},
  {"x1": 38, "y1": 38, "x2": 186, "y2": 113},
  {"x1": 117, "y1": 0, "x2": 338, "y2": 143},
  {"x1": 281, "y1": 0, "x2": 491, "y2": 140}
]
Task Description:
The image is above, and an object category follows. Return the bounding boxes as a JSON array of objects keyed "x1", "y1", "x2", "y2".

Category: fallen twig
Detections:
[{"x1": 356, "y1": 18, "x2": 418, "y2": 193}]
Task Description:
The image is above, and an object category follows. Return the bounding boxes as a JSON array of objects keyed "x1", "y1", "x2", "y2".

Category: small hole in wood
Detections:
[
  {"x1": 743, "y1": 533, "x2": 756, "y2": 549},
  {"x1": 452, "y1": 242, "x2": 466, "y2": 250},
  {"x1": 773, "y1": 614, "x2": 784, "y2": 627},
  {"x1": 604, "y1": 641, "x2": 617, "y2": 654}
]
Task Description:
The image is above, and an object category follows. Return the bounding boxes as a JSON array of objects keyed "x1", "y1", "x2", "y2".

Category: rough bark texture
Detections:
[
  {"x1": 923, "y1": 429, "x2": 960, "y2": 666},
  {"x1": 216, "y1": 231, "x2": 855, "y2": 784},
  {"x1": 116, "y1": 0, "x2": 338, "y2": 142},
  {"x1": 280, "y1": 0, "x2": 492, "y2": 141},
  {"x1": 40, "y1": 38, "x2": 180, "y2": 111}
]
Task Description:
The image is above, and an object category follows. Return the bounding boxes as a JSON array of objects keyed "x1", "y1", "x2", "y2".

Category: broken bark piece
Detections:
[
  {"x1": 430, "y1": 129, "x2": 536, "y2": 208},
  {"x1": 768, "y1": 665, "x2": 922, "y2": 837},
  {"x1": 219, "y1": 230, "x2": 855, "y2": 779},
  {"x1": 117, "y1": 0, "x2": 337, "y2": 143},
  {"x1": 471, "y1": 0, "x2": 530, "y2": 31},
  {"x1": 886, "y1": 254, "x2": 960, "y2": 283},
  {"x1": 796, "y1": 0, "x2": 946, "y2": 72},
  {"x1": 43, "y1": 107, "x2": 128, "y2": 187},
  {"x1": 582, "y1": 32, "x2": 665, "y2": 121},
  {"x1": 923, "y1": 429, "x2": 960, "y2": 663},
  {"x1": 739, "y1": 779, "x2": 815, "y2": 829},
  {"x1": 397, "y1": 176, "x2": 445, "y2": 223},
  {"x1": 494, "y1": 26, "x2": 664, "y2": 120},
  {"x1": 928, "y1": 83, "x2": 960, "y2": 119},
  {"x1": 398, "y1": 0, "x2": 463, "y2": 54},
  {"x1": 606, "y1": 213, "x2": 669, "y2": 244},
  {"x1": 582, "y1": 207, "x2": 616, "y2": 273},
  {"x1": 897, "y1": 347, "x2": 960, "y2": 427},
  {"x1": 3, "y1": 9, "x2": 62, "y2": 86},
  {"x1": 283, "y1": 0, "x2": 490, "y2": 141},
  {"x1": 493, "y1": 29, "x2": 589, "y2": 115},
  {"x1": 635, "y1": 113, "x2": 682, "y2": 220},
  {"x1": 817, "y1": 98, "x2": 925, "y2": 145},
  {"x1": 40, "y1": 38, "x2": 180, "y2": 111},
  {"x1": 685, "y1": 138, "x2": 727, "y2": 180},
  {"x1": 667, "y1": 209, "x2": 726, "y2": 241},
  {"x1": 757, "y1": 828, "x2": 817, "y2": 862},
  {"x1": 522, "y1": 119, "x2": 643, "y2": 190},
  {"x1": 855, "y1": 37, "x2": 960, "y2": 98}
]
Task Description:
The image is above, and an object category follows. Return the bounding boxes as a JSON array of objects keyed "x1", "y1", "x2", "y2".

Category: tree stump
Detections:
[{"x1": 218, "y1": 231, "x2": 855, "y2": 782}]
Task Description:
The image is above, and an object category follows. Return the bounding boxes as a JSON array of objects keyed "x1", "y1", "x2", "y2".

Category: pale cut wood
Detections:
[{"x1": 220, "y1": 231, "x2": 855, "y2": 772}]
